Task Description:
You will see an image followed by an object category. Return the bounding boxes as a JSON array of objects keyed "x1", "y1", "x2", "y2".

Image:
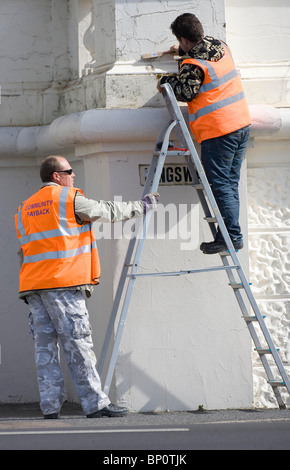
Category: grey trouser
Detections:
[{"x1": 27, "y1": 290, "x2": 110, "y2": 415}]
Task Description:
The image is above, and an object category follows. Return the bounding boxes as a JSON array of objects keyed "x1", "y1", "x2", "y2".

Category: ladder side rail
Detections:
[
  {"x1": 154, "y1": 119, "x2": 176, "y2": 151},
  {"x1": 103, "y1": 212, "x2": 153, "y2": 394},
  {"x1": 220, "y1": 254, "x2": 286, "y2": 407},
  {"x1": 219, "y1": 242, "x2": 289, "y2": 392},
  {"x1": 185, "y1": 155, "x2": 217, "y2": 239},
  {"x1": 98, "y1": 228, "x2": 140, "y2": 375},
  {"x1": 103, "y1": 121, "x2": 177, "y2": 393},
  {"x1": 233, "y1": 266, "x2": 290, "y2": 393},
  {"x1": 163, "y1": 94, "x2": 188, "y2": 149},
  {"x1": 220, "y1": 255, "x2": 280, "y2": 379},
  {"x1": 150, "y1": 120, "x2": 178, "y2": 190},
  {"x1": 163, "y1": 88, "x2": 216, "y2": 239},
  {"x1": 221, "y1": 253, "x2": 290, "y2": 392},
  {"x1": 270, "y1": 387, "x2": 287, "y2": 410},
  {"x1": 98, "y1": 153, "x2": 161, "y2": 375}
]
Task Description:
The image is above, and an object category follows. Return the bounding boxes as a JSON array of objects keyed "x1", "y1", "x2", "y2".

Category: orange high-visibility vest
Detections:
[
  {"x1": 15, "y1": 185, "x2": 101, "y2": 293},
  {"x1": 182, "y1": 44, "x2": 251, "y2": 143}
]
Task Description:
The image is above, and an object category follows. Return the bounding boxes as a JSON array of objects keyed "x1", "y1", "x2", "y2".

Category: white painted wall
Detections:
[
  {"x1": 225, "y1": 0, "x2": 290, "y2": 108},
  {"x1": 225, "y1": 0, "x2": 290, "y2": 64},
  {"x1": 114, "y1": 0, "x2": 225, "y2": 61}
]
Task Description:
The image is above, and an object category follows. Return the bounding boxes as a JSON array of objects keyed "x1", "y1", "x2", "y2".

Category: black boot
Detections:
[
  {"x1": 43, "y1": 412, "x2": 59, "y2": 419},
  {"x1": 87, "y1": 403, "x2": 129, "y2": 418},
  {"x1": 201, "y1": 239, "x2": 244, "y2": 254}
]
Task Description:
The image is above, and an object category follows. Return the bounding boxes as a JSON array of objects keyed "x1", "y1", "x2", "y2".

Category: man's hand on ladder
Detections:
[{"x1": 141, "y1": 192, "x2": 160, "y2": 213}]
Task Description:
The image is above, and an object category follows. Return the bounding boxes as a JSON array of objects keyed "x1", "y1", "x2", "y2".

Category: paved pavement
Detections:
[
  {"x1": 1, "y1": 403, "x2": 290, "y2": 450},
  {"x1": 1, "y1": 402, "x2": 290, "y2": 425}
]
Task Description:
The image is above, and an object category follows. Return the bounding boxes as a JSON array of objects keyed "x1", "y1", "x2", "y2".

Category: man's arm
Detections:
[
  {"x1": 157, "y1": 62, "x2": 204, "y2": 102},
  {"x1": 74, "y1": 192, "x2": 159, "y2": 223},
  {"x1": 16, "y1": 193, "x2": 159, "y2": 265}
]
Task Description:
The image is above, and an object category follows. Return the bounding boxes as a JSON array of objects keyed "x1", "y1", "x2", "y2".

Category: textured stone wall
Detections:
[{"x1": 247, "y1": 165, "x2": 290, "y2": 407}]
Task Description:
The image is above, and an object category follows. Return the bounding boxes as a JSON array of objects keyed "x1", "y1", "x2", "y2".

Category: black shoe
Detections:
[
  {"x1": 43, "y1": 412, "x2": 59, "y2": 419},
  {"x1": 233, "y1": 240, "x2": 244, "y2": 250},
  {"x1": 200, "y1": 240, "x2": 215, "y2": 251},
  {"x1": 202, "y1": 240, "x2": 244, "y2": 254},
  {"x1": 86, "y1": 403, "x2": 129, "y2": 418}
]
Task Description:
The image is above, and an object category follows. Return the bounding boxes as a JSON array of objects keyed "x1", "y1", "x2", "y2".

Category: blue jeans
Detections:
[{"x1": 201, "y1": 125, "x2": 250, "y2": 243}]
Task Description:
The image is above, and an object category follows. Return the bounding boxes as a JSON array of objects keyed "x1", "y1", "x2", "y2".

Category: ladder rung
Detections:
[
  {"x1": 168, "y1": 150, "x2": 190, "y2": 156},
  {"x1": 154, "y1": 149, "x2": 190, "y2": 157},
  {"x1": 219, "y1": 249, "x2": 240, "y2": 256},
  {"x1": 243, "y1": 315, "x2": 266, "y2": 322},
  {"x1": 268, "y1": 381, "x2": 286, "y2": 387},
  {"x1": 204, "y1": 216, "x2": 217, "y2": 223},
  {"x1": 229, "y1": 282, "x2": 252, "y2": 289},
  {"x1": 255, "y1": 348, "x2": 280, "y2": 354}
]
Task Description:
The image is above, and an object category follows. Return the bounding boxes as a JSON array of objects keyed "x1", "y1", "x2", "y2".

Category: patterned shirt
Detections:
[{"x1": 160, "y1": 36, "x2": 225, "y2": 102}]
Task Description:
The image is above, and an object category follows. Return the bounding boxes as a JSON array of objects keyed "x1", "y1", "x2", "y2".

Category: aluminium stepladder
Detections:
[{"x1": 98, "y1": 83, "x2": 290, "y2": 409}]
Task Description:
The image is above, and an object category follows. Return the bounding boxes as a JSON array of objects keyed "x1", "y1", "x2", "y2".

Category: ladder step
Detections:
[
  {"x1": 194, "y1": 183, "x2": 204, "y2": 190},
  {"x1": 268, "y1": 380, "x2": 286, "y2": 387},
  {"x1": 243, "y1": 315, "x2": 266, "y2": 322},
  {"x1": 154, "y1": 148, "x2": 190, "y2": 157},
  {"x1": 220, "y1": 251, "x2": 231, "y2": 256},
  {"x1": 229, "y1": 282, "x2": 252, "y2": 289},
  {"x1": 219, "y1": 249, "x2": 241, "y2": 256},
  {"x1": 204, "y1": 216, "x2": 217, "y2": 223},
  {"x1": 255, "y1": 348, "x2": 280, "y2": 354}
]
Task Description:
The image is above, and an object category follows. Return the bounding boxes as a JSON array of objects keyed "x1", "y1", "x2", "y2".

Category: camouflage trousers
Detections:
[{"x1": 27, "y1": 290, "x2": 110, "y2": 416}]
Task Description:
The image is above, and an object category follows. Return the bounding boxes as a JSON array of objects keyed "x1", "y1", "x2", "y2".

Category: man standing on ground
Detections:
[
  {"x1": 157, "y1": 13, "x2": 251, "y2": 254},
  {"x1": 15, "y1": 155, "x2": 159, "y2": 419}
]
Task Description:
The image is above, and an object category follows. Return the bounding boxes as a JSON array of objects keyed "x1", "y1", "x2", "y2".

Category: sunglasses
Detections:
[{"x1": 54, "y1": 169, "x2": 73, "y2": 175}]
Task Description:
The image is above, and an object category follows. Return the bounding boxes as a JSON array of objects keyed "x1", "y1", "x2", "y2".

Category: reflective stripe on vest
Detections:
[
  {"x1": 189, "y1": 91, "x2": 246, "y2": 122},
  {"x1": 198, "y1": 63, "x2": 238, "y2": 93},
  {"x1": 22, "y1": 240, "x2": 97, "y2": 264}
]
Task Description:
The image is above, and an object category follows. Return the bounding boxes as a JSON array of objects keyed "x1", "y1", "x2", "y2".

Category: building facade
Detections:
[{"x1": 0, "y1": 0, "x2": 289, "y2": 411}]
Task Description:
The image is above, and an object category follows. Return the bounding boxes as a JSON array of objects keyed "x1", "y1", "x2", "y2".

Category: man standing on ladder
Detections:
[{"x1": 157, "y1": 13, "x2": 251, "y2": 254}]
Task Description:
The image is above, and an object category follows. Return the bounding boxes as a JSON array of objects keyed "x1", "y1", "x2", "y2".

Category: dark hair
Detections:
[
  {"x1": 170, "y1": 13, "x2": 204, "y2": 43},
  {"x1": 40, "y1": 156, "x2": 62, "y2": 182}
]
